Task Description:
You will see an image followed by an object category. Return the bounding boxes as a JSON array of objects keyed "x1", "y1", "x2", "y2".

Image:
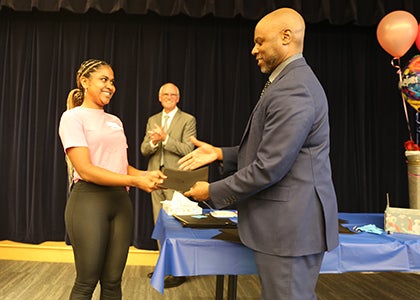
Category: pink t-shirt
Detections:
[{"x1": 59, "y1": 106, "x2": 128, "y2": 182}]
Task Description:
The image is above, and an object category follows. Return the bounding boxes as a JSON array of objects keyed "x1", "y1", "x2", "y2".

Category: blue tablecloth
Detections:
[{"x1": 150, "y1": 211, "x2": 420, "y2": 294}]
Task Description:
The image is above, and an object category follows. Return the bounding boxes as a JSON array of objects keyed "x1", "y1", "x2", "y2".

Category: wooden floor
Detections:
[{"x1": 1, "y1": 259, "x2": 420, "y2": 299}]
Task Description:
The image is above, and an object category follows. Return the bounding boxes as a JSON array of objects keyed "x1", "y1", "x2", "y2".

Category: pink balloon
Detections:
[
  {"x1": 377, "y1": 10, "x2": 418, "y2": 58},
  {"x1": 416, "y1": 24, "x2": 420, "y2": 51}
]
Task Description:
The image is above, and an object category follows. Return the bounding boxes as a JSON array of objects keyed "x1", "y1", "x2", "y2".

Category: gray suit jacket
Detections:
[
  {"x1": 210, "y1": 57, "x2": 339, "y2": 257},
  {"x1": 141, "y1": 109, "x2": 196, "y2": 170}
]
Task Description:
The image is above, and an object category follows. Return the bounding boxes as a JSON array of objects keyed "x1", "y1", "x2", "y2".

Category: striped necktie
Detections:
[
  {"x1": 162, "y1": 114, "x2": 169, "y2": 131},
  {"x1": 259, "y1": 79, "x2": 271, "y2": 99}
]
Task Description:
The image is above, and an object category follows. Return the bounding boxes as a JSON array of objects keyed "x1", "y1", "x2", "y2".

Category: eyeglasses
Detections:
[{"x1": 161, "y1": 93, "x2": 179, "y2": 97}]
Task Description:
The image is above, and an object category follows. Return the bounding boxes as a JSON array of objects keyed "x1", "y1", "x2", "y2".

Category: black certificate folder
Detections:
[
  {"x1": 160, "y1": 166, "x2": 209, "y2": 193},
  {"x1": 173, "y1": 214, "x2": 237, "y2": 229}
]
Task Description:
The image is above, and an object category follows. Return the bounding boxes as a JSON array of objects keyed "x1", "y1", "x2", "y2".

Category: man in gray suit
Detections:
[
  {"x1": 141, "y1": 82, "x2": 196, "y2": 287},
  {"x1": 180, "y1": 8, "x2": 339, "y2": 300},
  {"x1": 141, "y1": 82, "x2": 197, "y2": 223}
]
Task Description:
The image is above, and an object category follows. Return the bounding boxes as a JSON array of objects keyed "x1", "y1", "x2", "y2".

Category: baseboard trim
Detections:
[{"x1": 0, "y1": 240, "x2": 159, "y2": 266}]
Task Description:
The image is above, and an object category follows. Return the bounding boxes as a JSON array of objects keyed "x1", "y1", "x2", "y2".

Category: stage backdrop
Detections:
[{"x1": 1, "y1": 1, "x2": 419, "y2": 249}]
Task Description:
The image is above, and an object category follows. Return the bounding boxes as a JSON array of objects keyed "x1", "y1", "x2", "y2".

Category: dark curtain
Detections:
[
  {"x1": 0, "y1": 2, "x2": 418, "y2": 248},
  {"x1": 1, "y1": 0, "x2": 420, "y2": 25}
]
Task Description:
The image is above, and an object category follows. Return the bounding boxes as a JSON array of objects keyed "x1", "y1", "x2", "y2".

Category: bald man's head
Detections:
[{"x1": 251, "y1": 8, "x2": 305, "y2": 74}]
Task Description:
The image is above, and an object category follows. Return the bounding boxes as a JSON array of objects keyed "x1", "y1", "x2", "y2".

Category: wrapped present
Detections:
[{"x1": 384, "y1": 196, "x2": 420, "y2": 235}]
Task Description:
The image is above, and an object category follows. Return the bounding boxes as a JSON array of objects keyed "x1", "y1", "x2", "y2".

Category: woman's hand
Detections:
[{"x1": 135, "y1": 170, "x2": 167, "y2": 193}]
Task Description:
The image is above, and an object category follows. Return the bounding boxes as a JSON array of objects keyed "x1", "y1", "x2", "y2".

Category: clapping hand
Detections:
[{"x1": 148, "y1": 123, "x2": 167, "y2": 144}]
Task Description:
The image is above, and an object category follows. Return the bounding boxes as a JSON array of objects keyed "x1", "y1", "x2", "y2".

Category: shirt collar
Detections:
[
  {"x1": 269, "y1": 53, "x2": 303, "y2": 83},
  {"x1": 163, "y1": 107, "x2": 178, "y2": 118}
]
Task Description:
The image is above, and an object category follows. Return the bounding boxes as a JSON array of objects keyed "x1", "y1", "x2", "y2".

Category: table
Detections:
[{"x1": 150, "y1": 210, "x2": 420, "y2": 298}]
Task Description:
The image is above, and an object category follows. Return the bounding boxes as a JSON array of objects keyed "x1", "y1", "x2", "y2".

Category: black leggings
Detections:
[{"x1": 65, "y1": 181, "x2": 133, "y2": 300}]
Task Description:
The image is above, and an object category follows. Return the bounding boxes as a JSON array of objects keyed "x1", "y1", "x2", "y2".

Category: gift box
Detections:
[
  {"x1": 384, "y1": 198, "x2": 420, "y2": 235},
  {"x1": 406, "y1": 150, "x2": 420, "y2": 209}
]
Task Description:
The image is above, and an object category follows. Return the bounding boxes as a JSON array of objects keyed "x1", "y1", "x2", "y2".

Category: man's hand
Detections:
[
  {"x1": 184, "y1": 181, "x2": 210, "y2": 201},
  {"x1": 178, "y1": 137, "x2": 221, "y2": 170},
  {"x1": 148, "y1": 123, "x2": 167, "y2": 144}
]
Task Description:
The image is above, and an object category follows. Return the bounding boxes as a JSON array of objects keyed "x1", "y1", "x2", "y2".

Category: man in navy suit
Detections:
[{"x1": 180, "y1": 8, "x2": 339, "y2": 300}]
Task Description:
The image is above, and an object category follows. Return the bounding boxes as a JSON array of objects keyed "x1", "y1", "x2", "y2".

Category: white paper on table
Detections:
[{"x1": 161, "y1": 191, "x2": 203, "y2": 215}]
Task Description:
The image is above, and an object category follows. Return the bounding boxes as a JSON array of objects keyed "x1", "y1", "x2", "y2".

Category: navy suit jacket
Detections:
[{"x1": 210, "y1": 57, "x2": 339, "y2": 256}]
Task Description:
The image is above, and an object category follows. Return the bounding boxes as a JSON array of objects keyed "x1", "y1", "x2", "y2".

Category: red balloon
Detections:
[
  {"x1": 416, "y1": 24, "x2": 420, "y2": 51},
  {"x1": 377, "y1": 10, "x2": 418, "y2": 58}
]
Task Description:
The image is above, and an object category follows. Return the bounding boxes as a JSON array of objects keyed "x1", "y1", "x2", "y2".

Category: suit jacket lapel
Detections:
[
  {"x1": 167, "y1": 109, "x2": 182, "y2": 135},
  {"x1": 240, "y1": 82, "x2": 272, "y2": 145},
  {"x1": 155, "y1": 112, "x2": 163, "y2": 125},
  {"x1": 240, "y1": 101, "x2": 261, "y2": 145},
  {"x1": 239, "y1": 58, "x2": 305, "y2": 145}
]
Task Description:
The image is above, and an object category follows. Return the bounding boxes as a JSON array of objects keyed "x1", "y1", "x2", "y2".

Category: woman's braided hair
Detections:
[{"x1": 66, "y1": 59, "x2": 110, "y2": 109}]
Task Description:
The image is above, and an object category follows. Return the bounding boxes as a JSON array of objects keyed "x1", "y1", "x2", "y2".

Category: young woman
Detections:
[{"x1": 59, "y1": 59, "x2": 165, "y2": 299}]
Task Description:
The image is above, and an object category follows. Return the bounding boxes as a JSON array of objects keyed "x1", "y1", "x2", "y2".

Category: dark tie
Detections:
[{"x1": 259, "y1": 79, "x2": 271, "y2": 99}]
